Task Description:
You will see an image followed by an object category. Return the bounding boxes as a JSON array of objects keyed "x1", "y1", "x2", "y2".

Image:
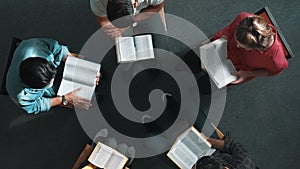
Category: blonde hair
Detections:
[{"x1": 235, "y1": 16, "x2": 275, "y2": 50}]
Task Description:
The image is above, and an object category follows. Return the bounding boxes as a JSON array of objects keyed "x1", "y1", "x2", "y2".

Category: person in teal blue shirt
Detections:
[{"x1": 6, "y1": 38, "x2": 91, "y2": 114}]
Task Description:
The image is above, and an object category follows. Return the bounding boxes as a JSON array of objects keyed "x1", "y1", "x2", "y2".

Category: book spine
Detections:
[{"x1": 115, "y1": 39, "x2": 122, "y2": 63}]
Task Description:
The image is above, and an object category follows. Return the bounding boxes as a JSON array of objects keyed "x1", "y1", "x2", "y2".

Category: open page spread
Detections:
[
  {"x1": 57, "y1": 57, "x2": 101, "y2": 100},
  {"x1": 167, "y1": 126, "x2": 216, "y2": 169},
  {"x1": 115, "y1": 34, "x2": 154, "y2": 63},
  {"x1": 200, "y1": 38, "x2": 237, "y2": 88},
  {"x1": 88, "y1": 142, "x2": 128, "y2": 169}
]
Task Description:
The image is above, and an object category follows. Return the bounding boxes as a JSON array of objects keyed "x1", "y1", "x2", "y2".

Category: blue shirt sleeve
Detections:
[
  {"x1": 17, "y1": 88, "x2": 51, "y2": 114},
  {"x1": 25, "y1": 38, "x2": 70, "y2": 68}
]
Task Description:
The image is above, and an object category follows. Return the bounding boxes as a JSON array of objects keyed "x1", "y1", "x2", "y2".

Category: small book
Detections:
[
  {"x1": 88, "y1": 142, "x2": 128, "y2": 169},
  {"x1": 57, "y1": 57, "x2": 101, "y2": 104},
  {"x1": 199, "y1": 38, "x2": 237, "y2": 88},
  {"x1": 115, "y1": 34, "x2": 155, "y2": 63},
  {"x1": 167, "y1": 126, "x2": 216, "y2": 169}
]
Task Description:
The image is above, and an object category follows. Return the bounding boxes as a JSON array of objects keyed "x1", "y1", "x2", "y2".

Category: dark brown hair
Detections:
[{"x1": 235, "y1": 16, "x2": 275, "y2": 50}]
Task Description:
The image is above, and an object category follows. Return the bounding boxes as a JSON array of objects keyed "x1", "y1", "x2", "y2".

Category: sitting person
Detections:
[
  {"x1": 6, "y1": 38, "x2": 98, "y2": 114},
  {"x1": 211, "y1": 12, "x2": 288, "y2": 84},
  {"x1": 90, "y1": 0, "x2": 166, "y2": 38},
  {"x1": 194, "y1": 133, "x2": 257, "y2": 169}
]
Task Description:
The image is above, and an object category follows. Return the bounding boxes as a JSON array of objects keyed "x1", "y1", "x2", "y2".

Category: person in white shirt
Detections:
[{"x1": 90, "y1": 0, "x2": 165, "y2": 38}]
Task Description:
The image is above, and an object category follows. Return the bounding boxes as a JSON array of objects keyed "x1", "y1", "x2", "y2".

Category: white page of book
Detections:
[
  {"x1": 181, "y1": 127, "x2": 215, "y2": 158},
  {"x1": 168, "y1": 141, "x2": 198, "y2": 169},
  {"x1": 206, "y1": 60, "x2": 237, "y2": 88},
  {"x1": 200, "y1": 39, "x2": 237, "y2": 88},
  {"x1": 90, "y1": 143, "x2": 114, "y2": 168},
  {"x1": 182, "y1": 134, "x2": 209, "y2": 158},
  {"x1": 212, "y1": 38, "x2": 227, "y2": 61},
  {"x1": 63, "y1": 57, "x2": 100, "y2": 86},
  {"x1": 116, "y1": 37, "x2": 136, "y2": 62},
  {"x1": 57, "y1": 57, "x2": 100, "y2": 101},
  {"x1": 105, "y1": 152, "x2": 127, "y2": 169},
  {"x1": 57, "y1": 79, "x2": 95, "y2": 100},
  {"x1": 200, "y1": 44, "x2": 219, "y2": 68},
  {"x1": 134, "y1": 35, "x2": 154, "y2": 60}
]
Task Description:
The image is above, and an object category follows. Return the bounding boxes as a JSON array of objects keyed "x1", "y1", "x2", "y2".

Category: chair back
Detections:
[{"x1": 0, "y1": 37, "x2": 22, "y2": 95}]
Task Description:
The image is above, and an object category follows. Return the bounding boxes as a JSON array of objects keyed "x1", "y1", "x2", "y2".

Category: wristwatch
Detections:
[
  {"x1": 130, "y1": 15, "x2": 138, "y2": 28},
  {"x1": 61, "y1": 95, "x2": 68, "y2": 106},
  {"x1": 132, "y1": 21, "x2": 138, "y2": 28}
]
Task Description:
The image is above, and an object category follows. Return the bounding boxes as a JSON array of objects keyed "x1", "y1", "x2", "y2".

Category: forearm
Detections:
[
  {"x1": 246, "y1": 69, "x2": 269, "y2": 77},
  {"x1": 96, "y1": 16, "x2": 111, "y2": 28},
  {"x1": 50, "y1": 96, "x2": 63, "y2": 107},
  {"x1": 133, "y1": 2, "x2": 164, "y2": 22}
]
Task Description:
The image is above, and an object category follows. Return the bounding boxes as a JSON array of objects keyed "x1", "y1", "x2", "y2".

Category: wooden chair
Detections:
[
  {"x1": 0, "y1": 37, "x2": 22, "y2": 95},
  {"x1": 255, "y1": 6, "x2": 295, "y2": 59},
  {"x1": 159, "y1": 7, "x2": 167, "y2": 31}
]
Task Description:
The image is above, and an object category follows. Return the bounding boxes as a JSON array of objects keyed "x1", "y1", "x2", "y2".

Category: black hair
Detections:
[
  {"x1": 196, "y1": 156, "x2": 224, "y2": 169},
  {"x1": 107, "y1": 0, "x2": 134, "y2": 28},
  {"x1": 20, "y1": 57, "x2": 56, "y2": 89}
]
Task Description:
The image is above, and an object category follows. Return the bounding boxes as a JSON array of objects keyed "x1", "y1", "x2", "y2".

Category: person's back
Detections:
[
  {"x1": 195, "y1": 134, "x2": 257, "y2": 169},
  {"x1": 6, "y1": 38, "x2": 66, "y2": 110},
  {"x1": 6, "y1": 38, "x2": 92, "y2": 114},
  {"x1": 211, "y1": 12, "x2": 288, "y2": 84}
]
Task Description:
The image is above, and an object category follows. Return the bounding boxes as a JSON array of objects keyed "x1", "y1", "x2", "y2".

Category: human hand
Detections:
[
  {"x1": 206, "y1": 138, "x2": 225, "y2": 150},
  {"x1": 102, "y1": 24, "x2": 123, "y2": 39},
  {"x1": 201, "y1": 62, "x2": 207, "y2": 72},
  {"x1": 64, "y1": 88, "x2": 91, "y2": 110},
  {"x1": 230, "y1": 70, "x2": 251, "y2": 84},
  {"x1": 96, "y1": 72, "x2": 101, "y2": 85},
  {"x1": 69, "y1": 52, "x2": 84, "y2": 58}
]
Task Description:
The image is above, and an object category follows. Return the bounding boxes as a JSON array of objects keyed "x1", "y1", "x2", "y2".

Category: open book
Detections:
[
  {"x1": 88, "y1": 142, "x2": 128, "y2": 169},
  {"x1": 57, "y1": 57, "x2": 101, "y2": 102},
  {"x1": 115, "y1": 34, "x2": 155, "y2": 63},
  {"x1": 167, "y1": 126, "x2": 216, "y2": 169},
  {"x1": 199, "y1": 38, "x2": 237, "y2": 88}
]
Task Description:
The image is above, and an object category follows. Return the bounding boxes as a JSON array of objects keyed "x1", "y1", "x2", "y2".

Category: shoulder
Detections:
[
  {"x1": 266, "y1": 39, "x2": 288, "y2": 66},
  {"x1": 90, "y1": 0, "x2": 108, "y2": 16},
  {"x1": 147, "y1": 0, "x2": 164, "y2": 5},
  {"x1": 235, "y1": 12, "x2": 254, "y2": 21},
  {"x1": 90, "y1": 0, "x2": 108, "y2": 8},
  {"x1": 20, "y1": 38, "x2": 58, "y2": 48}
]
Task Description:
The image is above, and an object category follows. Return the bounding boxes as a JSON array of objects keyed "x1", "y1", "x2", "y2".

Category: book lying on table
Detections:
[
  {"x1": 199, "y1": 38, "x2": 237, "y2": 88},
  {"x1": 115, "y1": 34, "x2": 155, "y2": 63},
  {"x1": 167, "y1": 126, "x2": 216, "y2": 169},
  {"x1": 87, "y1": 142, "x2": 128, "y2": 169},
  {"x1": 57, "y1": 57, "x2": 101, "y2": 106}
]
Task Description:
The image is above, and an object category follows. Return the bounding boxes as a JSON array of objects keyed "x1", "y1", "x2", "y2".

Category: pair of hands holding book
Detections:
[
  {"x1": 60, "y1": 53, "x2": 101, "y2": 109},
  {"x1": 201, "y1": 65, "x2": 250, "y2": 84}
]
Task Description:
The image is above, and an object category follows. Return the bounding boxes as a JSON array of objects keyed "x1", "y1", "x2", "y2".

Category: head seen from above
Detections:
[
  {"x1": 107, "y1": 0, "x2": 134, "y2": 28},
  {"x1": 235, "y1": 15, "x2": 275, "y2": 51},
  {"x1": 20, "y1": 57, "x2": 56, "y2": 89},
  {"x1": 196, "y1": 156, "x2": 228, "y2": 169}
]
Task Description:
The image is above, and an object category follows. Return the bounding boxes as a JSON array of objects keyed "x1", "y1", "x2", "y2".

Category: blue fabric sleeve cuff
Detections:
[{"x1": 39, "y1": 97, "x2": 51, "y2": 113}]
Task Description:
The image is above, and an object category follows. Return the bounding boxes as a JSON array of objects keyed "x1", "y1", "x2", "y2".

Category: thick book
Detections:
[
  {"x1": 88, "y1": 142, "x2": 128, "y2": 169},
  {"x1": 199, "y1": 38, "x2": 237, "y2": 88},
  {"x1": 115, "y1": 34, "x2": 155, "y2": 63},
  {"x1": 57, "y1": 57, "x2": 101, "y2": 103},
  {"x1": 167, "y1": 126, "x2": 216, "y2": 169}
]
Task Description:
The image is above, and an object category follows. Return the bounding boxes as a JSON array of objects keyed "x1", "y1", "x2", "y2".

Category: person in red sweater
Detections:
[{"x1": 211, "y1": 12, "x2": 288, "y2": 84}]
